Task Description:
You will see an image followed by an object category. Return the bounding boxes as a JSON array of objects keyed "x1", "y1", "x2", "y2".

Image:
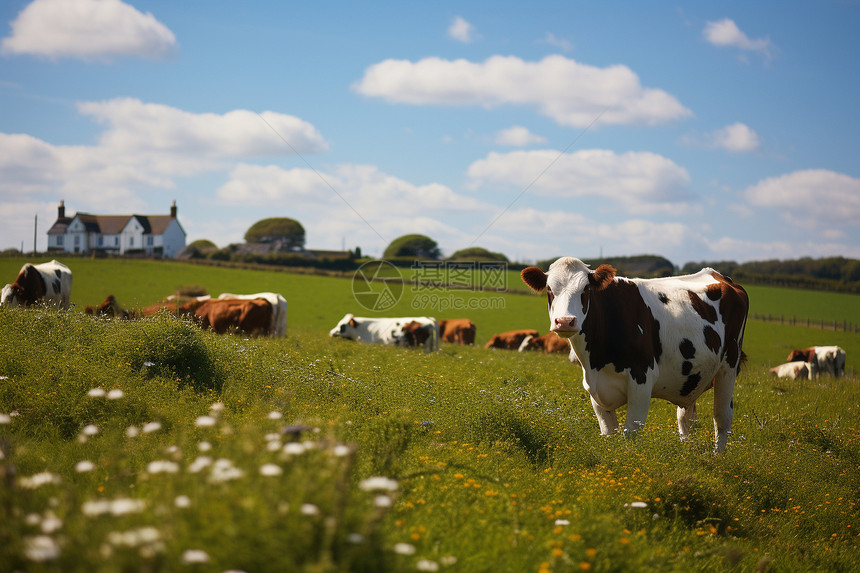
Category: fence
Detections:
[{"x1": 751, "y1": 313, "x2": 860, "y2": 333}]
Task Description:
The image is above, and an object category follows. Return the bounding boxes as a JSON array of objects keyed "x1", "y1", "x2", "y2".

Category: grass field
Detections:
[{"x1": 1, "y1": 257, "x2": 859, "y2": 571}]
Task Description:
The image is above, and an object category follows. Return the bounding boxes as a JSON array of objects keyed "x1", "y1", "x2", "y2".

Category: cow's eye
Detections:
[{"x1": 547, "y1": 287, "x2": 555, "y2": 306}]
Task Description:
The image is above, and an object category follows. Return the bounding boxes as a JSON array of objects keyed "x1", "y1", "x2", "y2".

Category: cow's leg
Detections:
[
  {"x1": 712, "y1": 368, "x2": 736, "y2": 453},
  {"x1": 677, "y1": 403, "x2": 698, "y2": 440},
  {"x1": 624, "y1": 380, "x2": 651, "y2": 437},
  {"x1": 589, "y1": 395, "x2": 618, "y2": 435}
]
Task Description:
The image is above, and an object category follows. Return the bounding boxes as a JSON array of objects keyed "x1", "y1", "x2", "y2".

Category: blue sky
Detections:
[{"x1": 1, "y1": 0, "x2": 858, "y2": 267}]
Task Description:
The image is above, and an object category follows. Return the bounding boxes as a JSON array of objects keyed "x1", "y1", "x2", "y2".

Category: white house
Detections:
[{"x1": 47, "y1": 200, "x2": 186, "y2": 258}]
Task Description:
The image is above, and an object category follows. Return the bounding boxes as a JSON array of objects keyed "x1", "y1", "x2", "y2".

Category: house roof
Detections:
[{"x1": 57, "y1": 213, "x2": 185, "y2": 237}]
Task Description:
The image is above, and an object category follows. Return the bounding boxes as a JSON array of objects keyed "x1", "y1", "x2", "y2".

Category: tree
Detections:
[
  {"x1": 244, "y1": 218, "x2": 305, "y2": 251},
  {"x1": 383, "y1": 234, "x2": 441, "y2": 259},
  {"x1": 448, "y1": 247, "x2": 509, "y2": 262}
]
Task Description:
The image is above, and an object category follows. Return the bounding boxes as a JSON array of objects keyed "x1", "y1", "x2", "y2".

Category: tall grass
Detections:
[{"x1": 2, "y1": 306, "x2": 859, "y2": 572}]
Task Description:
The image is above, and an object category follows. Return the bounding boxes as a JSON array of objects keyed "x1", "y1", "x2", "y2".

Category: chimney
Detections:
[
  {"x1": 170, "y1": 200, "x2": 177, "y2": 218},
  {"x1": 58, "y1": 199, "x2": 65, "y2": 219}
]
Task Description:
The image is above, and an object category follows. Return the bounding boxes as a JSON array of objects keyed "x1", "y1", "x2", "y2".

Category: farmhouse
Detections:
[{"x1": 46, "y1": 200, "x2": 186, "y2": 258}]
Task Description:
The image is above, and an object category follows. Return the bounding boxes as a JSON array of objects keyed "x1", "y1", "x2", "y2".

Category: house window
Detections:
[
  {"x1": 57, "y1": 236, "x2": 63, "y2": 246},
  {"x1": 130, "y1": 237, "x2": 134, "y2": 247},
  {"x1": 115, "y1": 237, "x2": 119, "y2": 246},
  {"x1": 147, "y1": 236, "x2": 153, "y2": 246},
  {"x1": 98, "y1": 236, "x2": 103, "y2": 247},
  {"x1": 74, "y1": 236, "x2": 80, "y2": 246}
]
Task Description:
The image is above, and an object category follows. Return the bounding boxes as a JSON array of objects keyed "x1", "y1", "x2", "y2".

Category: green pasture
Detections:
[{"x1": 1, "y1": 301, "x2": 859, "y2": 571}]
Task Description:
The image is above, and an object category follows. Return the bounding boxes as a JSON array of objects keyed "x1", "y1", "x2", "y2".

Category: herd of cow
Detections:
[{"x1": 0, "y1": 258, "x2": 850, "y2": 452}]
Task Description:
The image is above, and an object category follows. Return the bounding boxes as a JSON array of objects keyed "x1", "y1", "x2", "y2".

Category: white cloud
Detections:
[
  {"x1": 78, "y1": 98, "x2": 329, "y2": 159},
  {"x1": 1, "y1": 0, "x2": 177, "y2": 61},
  {"x1": 542, "y1": 32, "x2": 574, "y2": 53},
  {"x1": 353, "y1": 55, "x2": 692, "y2": 128},
  {"x1": 466, "y1": 149, "x2": 693, "y2": 211},
  {"x1": 710, "y1": 122, "x2": 761, "y2": 152},
  {"x1": 744, "y1": 169, "x2": 860, "y2": 227},
  {"x1": 494, "y1": 126, "x2": 548, "y2": 147},
  {"x1": 703, "y1": 18, "x2": 772, "y2": 60},
  {"x1": 448, "y1": 16, "x2": 476, "y2": 43}
]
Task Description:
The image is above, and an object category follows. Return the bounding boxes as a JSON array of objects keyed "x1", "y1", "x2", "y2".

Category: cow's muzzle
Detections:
[{"x1": 551, "y1": 316, "x2": 578, "y2": 336}]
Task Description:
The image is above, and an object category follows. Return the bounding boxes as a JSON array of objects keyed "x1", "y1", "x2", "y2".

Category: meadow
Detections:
[{"x1": 1, "y1": 256, "x2": 859, "y2": 572}]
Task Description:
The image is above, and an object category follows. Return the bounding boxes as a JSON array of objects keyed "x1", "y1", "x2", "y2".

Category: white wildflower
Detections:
[
  {"x1": 82, "y1": 424, "x2": 99, "y2": 436},
  {"x1": 300, "y1": 503, "x2": 319, "y2": 516},
  {"x1": 374, "y1": 495, "x2": 392, "y2": 508},
  {"x1": 554, "y1": 519, "x2": 570, "y2": 526},
  {"x1": 394, "y1": 543, "x2": 416, "y2": 555},
  {"x1": 40, "y1": 512, "x2": 62, "y2": 534},
  {"x1": 188, "y1": 456, "x2": 213, "y2": 473},
  {"x1": 0, "y1": 413, "x2": 11, "y2": 424},
  {"x1": 87, "y1": 388, "x2": 106, "y2": 398},
  {"x1": 147, "y1": 460, "x2": 180, "y2": 474},
  {"x1": 266, "y1": 440, "x2": 281, "y2": 452},
  {"x1": 181, "y1": 549, "x2": 210, "y2": 564},
  {"x1": 75, "y1": 460, "x2": 96, "y2": 473},
  {"x1": 260, "y1": 463, "x2": 282, "y2": 477},
  {"x1": 208, "y1": 458, "x2": 243, "y2": 483},
  {"x1": 628, "y1": 501, "x2": 648, "y2": 509},
  {"x1": 347, "y1": 533, "x2": 364, "y2": 544},
  {"x1": 142, "y1": 421, "x2": 162, "y2": 434},
  {"x1": 195, "y1": 415, "x2": 216, "y2": 427},
  {"x1": 417, "y1": 560, "x2": 440, "y2": 571},
  {"x1": 282, "y1": 442, "x2": 305, "y2": 456},
  {"x1": 107, "y1": 389, "x2": 124, "y2": 400},
  {"x1": 125, "y1": 425, "x2": 140, "y2": 438},
  {"x1": 81, "y1": 499, "x2": 111, "y2": 517},
  {"x1": 198, "y1": 441, "x2": 212, "y2": 451},
  {"x1": 440, "y1": 556, "x2": 458, "y2": 566},
  {"x1": 109, "y1": 498, "x2": 146, "y2": 516},
  {"x1": 333, "y1": 444, "x2": 351, "y2": 457},
  {"x1": 209, "y1": 402, "x2": 225, "y2": 413},
  {"x1": 19, "y1": 472, "x2": 61, "y2": 489},
  {"x1": 358, "y1": 476, "x2": 398, "y2": 492},
  {"x1": 267, "y1": 411, "x2": 282, "y2": 420},
  {"x1": 23, "y1": 535, "x2": 60, "y2": 561},
  {"x1": 175, "y1": 495, "x2": 191, "y2": 508}
]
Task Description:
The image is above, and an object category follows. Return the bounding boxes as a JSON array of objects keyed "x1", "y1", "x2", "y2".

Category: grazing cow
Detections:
[
  {"x1": 521, "y1": 257, "x2": 749, "y2": 453},
  {"x1": 1, "y1": 260, "x2": 72, "y2": 309},
  {"x1": 438, "y1": 318, "x2": 477, "y2": 345},
  {"x1": 329, "y1": 314, "x2": 439, "y2": 352},
  {"x1": 138, "y1": 295, "x2": 210, "y2": 318},
  {"x1": 786, "y1": 346, "x2": 846, "y2": 378},
  {"x1": 192, "y1": 298, "x2": 273, "y2": 336},
  {"x1": 85, "y1": 295, "x2": 133, "y2": 319},
  {"x1": 218, "y1": 292, "x2": 287, "y2": 337},
  {"x1": 769, "y1": 361, "x2": 815, "y2": 380},
  {"x1": 484, "y1": 329, "x2": 540, "y2": 350},
  {"x1": 518, "y1": 332, "x2": 572, "y2": 355}
]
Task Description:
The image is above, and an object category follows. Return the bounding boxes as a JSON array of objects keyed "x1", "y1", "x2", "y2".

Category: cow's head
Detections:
[
  {"x1": 1, "y1": 283, "x2": 22, "y2": 307},
  {"x1": 521, "y1": 257, "x2": 616, "y2": 338},
  {"x1": 329, "y1": 313, "x2": 360, "y2": 339}
]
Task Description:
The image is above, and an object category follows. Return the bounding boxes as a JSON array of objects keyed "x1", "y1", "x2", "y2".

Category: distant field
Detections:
[{"x1": 1, "y1": 256, "x2": 858, "y2": 369}]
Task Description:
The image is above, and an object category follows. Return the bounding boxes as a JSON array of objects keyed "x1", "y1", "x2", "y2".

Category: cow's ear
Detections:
[
  {"x1": 521, "y1": 267, "x2": 547, "y2": 292},
  {"x1": 589, "y1": 264, "x2": 616, "y2": 290},
  {"x1": 348, "y1": 318, "x2": 359, "y2": 328}
]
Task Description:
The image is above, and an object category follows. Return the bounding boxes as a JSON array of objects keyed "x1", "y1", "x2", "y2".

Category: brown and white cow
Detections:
[
  {"x1": 85, "y1": 294, "x2": 133, "y2": 319},
  {"x1": 769, "y1": 361, "x2": 815, "y2": 380},
  {"x1": 438, "y1": 318, "x2": 477, "y2": 345},
  {"x1": 518, "y1": 332, "x2": 572, "y2": 355},
  {"x1": 484, "y1": 329, "x2": 540, "y2": 350},
  {"x1": 521, "y1": 257, "x2": 749, "y2": 453},
  {"x1": 218, "y1": 292, "x2": 287, "y2": 337},
  {"x1": 192, "y1": 298, "x2": 273, "y2": 336},
  {"x1": 1, "y1": 260, "x2": 72, "y2": 309},
  {"x1": 786, "y1": 346, "x2": 846, "y2": 378}
]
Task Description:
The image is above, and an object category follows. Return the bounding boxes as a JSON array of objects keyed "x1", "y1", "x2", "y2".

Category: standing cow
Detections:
[
  {"x1": 2, "y1": 260, "x2": 72, "y2": 309},
  {"x1": 218, "y1": 292, "x2": 287, "y2": 337},
  {"x1": 521, "y1": 257, "x2": 749, "y2": 453},
  {"x1": 786, "y1": 346, "x2": 846, "y2": 378}
]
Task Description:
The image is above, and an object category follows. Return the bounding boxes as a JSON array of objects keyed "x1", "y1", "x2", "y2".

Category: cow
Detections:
[
  {"x1": 401, "y1": 320, "x2": 438, "y2": 350},
  {"x1": 484, "y1": 329, "x2": 540, "y2": 350},
  {"x1": 521, "y1": 257, "x2": 749, "y2": 453},
  {"x1": 138, "y1": 295, "x2": 210, "y2": 318},
  {"x1": 769, "y1": 361, "x2": 815, "y2": 380},
  {"x1": 518, "y1": 332, "x2": 572, "y2": 355},
  {"x1": 1, "y1": 260, "x2": 72, "y2": 309},
  {"x1": 786, "y1": 346, "x2": 846, "y2": 378},
  {"x1": 218, "y1": 292, "x2": 287, "y2": 337},
  {"x1": 192, "y1": 298, "x2": 273, "y2": 336},
  {"x1": 329, "y1": 314, "x2": 439, "y2": 352},
  {"x1": 438, "y1": 318, "x2": 477, "y2": 345},
  {"x1": 85, "y1": 294, "x2": 133, "y2": 319}
]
